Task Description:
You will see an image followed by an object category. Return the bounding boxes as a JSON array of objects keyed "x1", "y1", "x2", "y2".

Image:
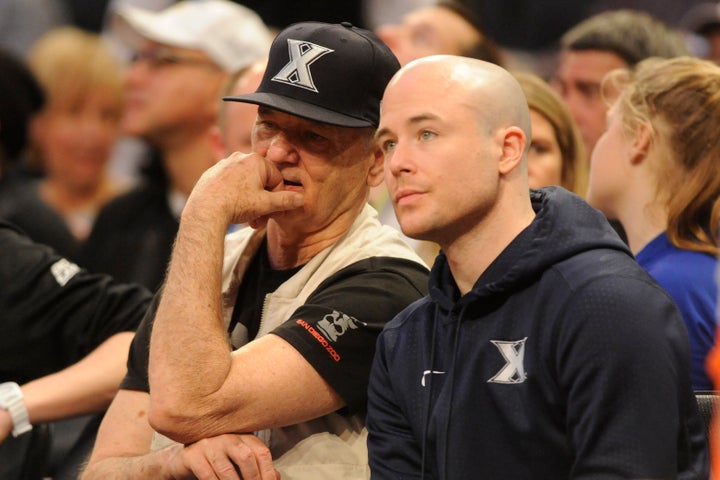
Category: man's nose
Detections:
[{"x1": 265, "y1": 133, "x2": 299, "y2": 165}]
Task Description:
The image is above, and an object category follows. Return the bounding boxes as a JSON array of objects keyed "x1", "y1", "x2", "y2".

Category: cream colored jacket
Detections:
[{"x1": 154, "y1": 204, "x2": 426, "y2": 479}]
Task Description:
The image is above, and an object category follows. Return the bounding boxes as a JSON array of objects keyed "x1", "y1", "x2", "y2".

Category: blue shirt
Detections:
[{"x1": 636, "y1": 232, "x2": 718, "y2": 390}]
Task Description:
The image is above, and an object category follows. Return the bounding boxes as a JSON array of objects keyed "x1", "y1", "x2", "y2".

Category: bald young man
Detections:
[{"x1": 367, "y1": 55, "x2": 708, "y2": 479}]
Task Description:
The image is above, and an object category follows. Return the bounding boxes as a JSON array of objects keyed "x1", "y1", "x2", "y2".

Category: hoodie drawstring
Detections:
[
  {"x1": 420, "y1": 303, "x2": 440, "y2": 480},
  {"x1": 441, "y1": 304, "x2": 467, "y2": 479}
]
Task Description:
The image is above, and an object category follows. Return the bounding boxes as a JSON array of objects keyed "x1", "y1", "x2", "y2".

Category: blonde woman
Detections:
[
  {"x1": 588, "y1": 56, "x2": 720, "y2": 390},
  {"x1": 514, "y1": 72, "x2": 587, "y2": 197},
  {"x1": 0, "y1": 27, "x2": 124, "y2": 259}
]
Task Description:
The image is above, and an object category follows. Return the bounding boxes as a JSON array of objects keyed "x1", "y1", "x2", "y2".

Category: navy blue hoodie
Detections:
[{"x1": 367, "y1": 187, "x2": 708, "y2": 479}]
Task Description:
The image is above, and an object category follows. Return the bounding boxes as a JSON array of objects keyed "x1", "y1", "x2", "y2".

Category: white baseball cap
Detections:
[{"x1": 113, "y1": 0, "x2": 273, "y2": 72}]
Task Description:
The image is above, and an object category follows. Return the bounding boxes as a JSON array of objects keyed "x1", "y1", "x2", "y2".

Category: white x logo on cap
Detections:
[{"x1": 271, "y1": 39, "x2": 334, "y2": 93}]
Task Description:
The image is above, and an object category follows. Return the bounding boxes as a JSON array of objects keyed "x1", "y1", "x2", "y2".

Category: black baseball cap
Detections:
[{"x1": 224, "y1": 21, "x2": 400, "y2": 128}]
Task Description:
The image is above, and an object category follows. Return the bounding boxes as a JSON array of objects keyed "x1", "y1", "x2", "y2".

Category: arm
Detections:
[
  {"x1": 0, "y1": 222, "x2": 152, "y2": 384},
  {"x1": 82, "y1": 385, "x2": 280, "y2": 480},
  {"x1": 81, "y1": 389, "x2": 166, "y2": 479},
  {"x1": 148, "y1": 153, "x2": 331, "y2": 443},
  {"x1": 367, "y1": 327, "x2": 426, "y2": 480},
  {"x1": 560, "y1": 277, "x2": 702, "y2": 477},
  {"x1": 0, "y1": 332, "x2": 133, "y2": 444}
]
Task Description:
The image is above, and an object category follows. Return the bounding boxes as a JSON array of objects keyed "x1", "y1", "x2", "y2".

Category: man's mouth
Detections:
[{"x1": 283, "y1": 179, "x2": 302, "y2": 187}]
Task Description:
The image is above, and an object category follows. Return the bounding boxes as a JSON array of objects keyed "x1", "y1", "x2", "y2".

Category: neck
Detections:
[
  {"x1": 264, "y1": 202, "x2": 365, "y2": 270},
  {"x1": 612, "y1": 168, "x2": 667, "y2": 255},
  {"x1": 617, "y1": 200, "x2": 666, "y2": 255},
  {"x1": 442, "y1": 191, "x2": 536, "y2": 296}
]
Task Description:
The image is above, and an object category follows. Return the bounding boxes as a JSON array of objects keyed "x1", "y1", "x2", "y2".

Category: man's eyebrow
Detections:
[{"x1": 376, "y1": 113, "x2": 442, "y2": 140}]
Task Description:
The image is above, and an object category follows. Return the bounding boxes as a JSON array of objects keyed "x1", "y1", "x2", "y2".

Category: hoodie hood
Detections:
[{"x1": 428, "y1": 187, "x2": 631, "y2": 311}]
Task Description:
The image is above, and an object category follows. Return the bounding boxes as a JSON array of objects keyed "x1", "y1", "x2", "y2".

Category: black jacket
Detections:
[
  {"x1": 1, "y1": 221, "x2": 151, "y2": 384},
  {"x1": 368, "y1": 187, "x2": 708, "y2": 479}
]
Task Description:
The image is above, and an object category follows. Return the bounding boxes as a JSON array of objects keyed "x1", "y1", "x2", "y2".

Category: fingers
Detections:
[
  {"x1": 191, "y1": 152, "x2": 304, "y2": 227},
  {"x1": 227, "y1": 434, "x2": 277, "y2": 480},
  {"x1": 181, "y1": 434, "x2": 277, "y2": 480}
]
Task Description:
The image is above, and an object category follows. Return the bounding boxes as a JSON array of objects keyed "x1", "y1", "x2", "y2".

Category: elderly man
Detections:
[
  {"x1": 82, "y1": 21, "x2": 429, "y2": 480},
  {"x1": 367, "y1": 55, "x2": 708, "y2": 479}
]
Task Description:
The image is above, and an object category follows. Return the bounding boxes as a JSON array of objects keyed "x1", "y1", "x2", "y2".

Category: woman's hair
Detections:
[
  {"x1": 603, "y1": 56, "x2": 720, "y2": 255},
  {"x1": 28, "y1": 26, "x2": 124, "y2": 120},
  {"x1": 514, "y1": 72, "x2": 587, "y2": 196}
]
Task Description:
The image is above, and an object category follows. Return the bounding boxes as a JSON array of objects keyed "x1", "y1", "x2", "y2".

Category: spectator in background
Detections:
[
  {"x1": 515, "y1": 72, "x2": 587, "y2": 197},
  {"x1": 80, "y1": 0, "x2": 272, "y2": 291},
  {"x1": 552, "y1": 9, "x2": 689, "y2": 158},
  {"x1": 587, "y1": 56, "x2": 720, "y2": 391},
  {"x1": 368, "y1": 54, "x2": 708, "y2": 479},
  {"x1": 0, "y1": 47, "x2": 151, "y2": 480},
  {"x1": 375, "y1": 0, "x2": 501, "y2": 67},
  {"x1": 0, "y1": 27, "x2": 125, "y2": 261}
]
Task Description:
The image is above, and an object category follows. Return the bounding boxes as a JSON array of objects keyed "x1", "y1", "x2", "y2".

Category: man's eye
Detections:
[
  {"x1": 578, "y1": 83, "x2": 601, "y2": 101},
  {"x1": 305, "y1": 131, "x2": 326, "y2": 142},
  {"x1": 420, "y1": 131, "x2": 436, "y2": 141},
  {"x1": 256, "y1": 120, "x2": 276, "y2": 130},
  {"x1": 382, "y1": 140, "x2": 397, "y2": 152}
]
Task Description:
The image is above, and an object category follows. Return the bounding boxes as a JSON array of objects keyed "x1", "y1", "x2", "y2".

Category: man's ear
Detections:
[
  {"x1": 629, "y1": 122, "x2": 651, "y2": 165},
  {"x1": 367, "y1": 146, "x2": 385, "y2": 187},
  {"x1": 498, "y1": 126, "x2": 526, "y2": 175}
]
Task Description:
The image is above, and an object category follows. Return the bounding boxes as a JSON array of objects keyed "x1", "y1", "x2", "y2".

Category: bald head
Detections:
[
  {"x1": 385, "y1": 55, "x2": 531, "y2": 147},
  {"x1": 378, "y1": 55, "x2": 535, "y2": 249}
]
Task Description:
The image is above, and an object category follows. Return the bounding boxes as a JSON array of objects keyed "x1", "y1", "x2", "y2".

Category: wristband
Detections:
[{"x1": 0, "y1": 382, "x2": 32, "y2": 437}]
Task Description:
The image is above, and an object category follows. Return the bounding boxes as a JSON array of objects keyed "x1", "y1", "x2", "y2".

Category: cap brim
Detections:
[{"x1": 224, "y1": 92, "x2": 374, "y2": 128}]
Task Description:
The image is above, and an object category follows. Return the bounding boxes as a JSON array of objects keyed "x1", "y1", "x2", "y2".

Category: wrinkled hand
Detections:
[
  {"x1": 186, "y1": 151, "x2": 304, "y2": 229},
  {"x1": 165, "y1": 433, "x2": 280, "y2": 480}
]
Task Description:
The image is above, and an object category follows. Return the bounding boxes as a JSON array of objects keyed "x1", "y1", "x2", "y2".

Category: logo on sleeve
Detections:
[
  {"x1": 317, "y1": 310, "x2": 364, "y2": 342},
  {"x1": 50, "y1": 258, "x2": 80, "y2": 287},
  {"x1": 295, "y1": 311, "x2": 364, "y2": 363},
  {"x1": 271, "y1": 39, "x2": 334, "y2": 92},
  {"x1": 487, "y1": 338, "x2": 527, "y2": 384}
]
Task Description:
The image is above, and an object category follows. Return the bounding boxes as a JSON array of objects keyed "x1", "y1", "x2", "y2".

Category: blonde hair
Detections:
[
  {"x1": 514, "y1": 72, "x2": 588, "y2": 196},
  {"x1": 28, "y1": 27, "x2": 124, "y2": 118},
  {"x1": 604, "y1": 56, "x2": 720, "y2": 255}
]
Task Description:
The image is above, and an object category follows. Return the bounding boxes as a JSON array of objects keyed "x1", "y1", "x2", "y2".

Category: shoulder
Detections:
[
  {"x1": 542, "y1": 248, "x2": 684, "y2": 337},
  {"x1": 318, "y1": 256, "x2": 428, "y2": 291},
  {"x1": 376, "y1": 296, "x2": 434, "y2": 348}
]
